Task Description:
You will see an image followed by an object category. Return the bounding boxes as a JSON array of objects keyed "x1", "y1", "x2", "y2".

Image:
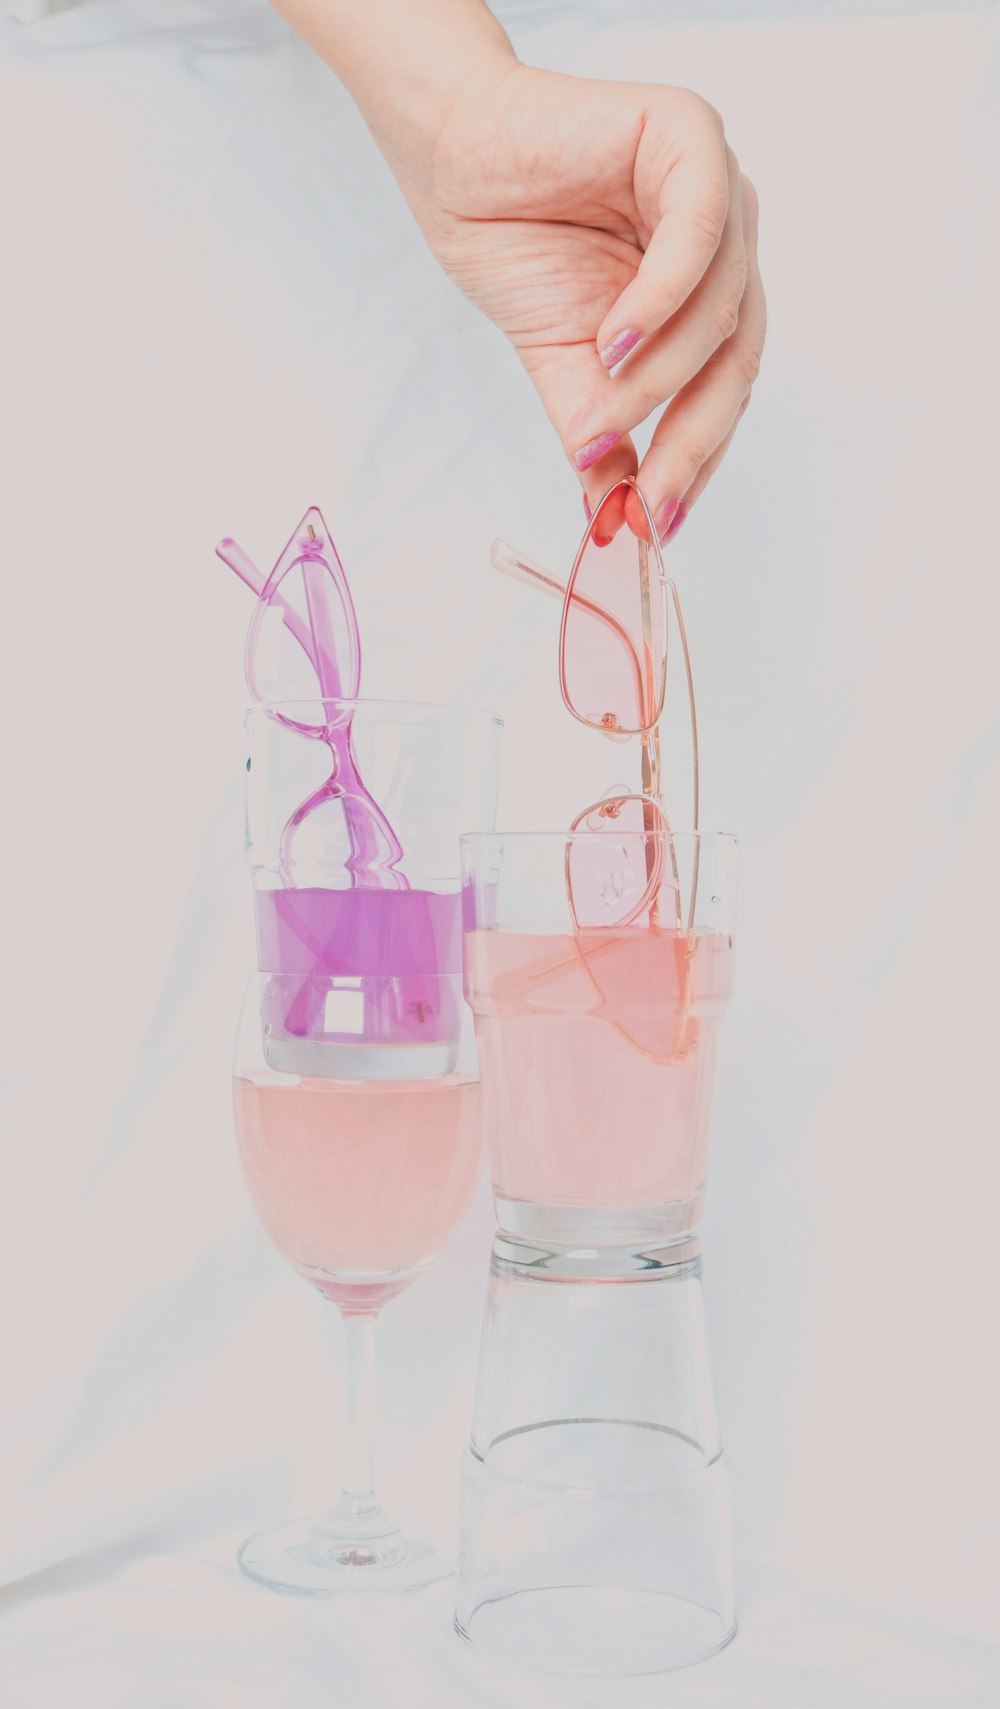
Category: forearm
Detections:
[{"x1": 269, "y1": 0, "x2": 516, "y2": 175}]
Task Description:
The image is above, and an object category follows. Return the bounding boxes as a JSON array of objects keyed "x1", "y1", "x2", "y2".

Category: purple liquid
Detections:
[
  {"x1": 255, "y1": 887, "x2": 461, "y2": 1050},
  {"x1": 256, "y1": 886, "x2": 461, "y2": 977}
]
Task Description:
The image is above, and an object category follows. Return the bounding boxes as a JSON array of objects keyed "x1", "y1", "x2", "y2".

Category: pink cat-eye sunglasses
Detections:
[
  {"x1": 491, "y1": 476, "x2": 700, "y2": 928},
  {"x1": 492, "y1": 475, "x2": 704, "y2": 1060},
  {"x1": 217, "y1": 507, "x2": 405, "y2": 886}
]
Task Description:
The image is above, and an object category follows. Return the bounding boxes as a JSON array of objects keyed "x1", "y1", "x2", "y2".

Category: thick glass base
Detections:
[
  {"x1": 263, "y1": 1035, "x2": 459, "y2": 1081},
  {"x1": 493, "y1": 1193, "x2": 702, "y2": 1249},
  {"x1": 490, "y1": 1229, "x2": 701, "y2": 1283},
  {"x1": 237, "y1": 1511, "x2": 450, "y2": 1596}
]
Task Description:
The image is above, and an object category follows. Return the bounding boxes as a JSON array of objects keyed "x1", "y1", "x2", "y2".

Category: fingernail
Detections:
[
  {"x1": 599, "y1": 327, "x2": 643, "y2": 369},
  {"x1": 663, "y1": 503, "x2": 689, "y2": 544},
  {"x1": 574, "y1": 431, "x2": 621, "y2": 472},
  {"x1": 655, "y1": 497, "x2": 680, "y2": 544},
  {"x1": 594, "y1": 533, "x2": 613, "y2": 548}
]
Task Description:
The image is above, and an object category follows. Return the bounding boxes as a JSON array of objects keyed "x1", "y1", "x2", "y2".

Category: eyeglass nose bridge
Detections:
[{"x1": 596, "y1": 713, "x2": 633, "y2": 743}]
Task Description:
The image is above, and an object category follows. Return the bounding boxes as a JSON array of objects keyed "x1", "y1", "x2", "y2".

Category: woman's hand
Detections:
[
  {"x1": 269, "y1": 0, "x2": 764, "y2": 542},
  {"x1": 418, "y1": 62, "x2": 765, "y2": 542}
]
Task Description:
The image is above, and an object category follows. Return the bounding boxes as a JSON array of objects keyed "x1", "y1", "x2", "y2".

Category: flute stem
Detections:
[{"x1": 339, "y1": 1310, "x2": 377, "y2": 1517}]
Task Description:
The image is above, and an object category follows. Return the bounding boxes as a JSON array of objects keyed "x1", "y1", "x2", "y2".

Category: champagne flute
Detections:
[
  {"x1": 233, "y1": 970, "x2": 482, "y2": 1593},
  {"x1": 234, "y1": 699, "x2": 500, "y2": 1593}
]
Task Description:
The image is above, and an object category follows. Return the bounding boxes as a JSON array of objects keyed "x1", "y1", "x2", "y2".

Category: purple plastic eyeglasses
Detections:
[{"x1": 217, "y1": 506, "x2": 406, "y2": 888}]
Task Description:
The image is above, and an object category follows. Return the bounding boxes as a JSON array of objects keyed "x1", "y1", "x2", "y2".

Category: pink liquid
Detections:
[
  {"x1": 233, "y1": 1073, "x2": 482, "y2": 1309},
  {"x1": 465, "y1": 928, "x2": 733, "y2": 1225}
]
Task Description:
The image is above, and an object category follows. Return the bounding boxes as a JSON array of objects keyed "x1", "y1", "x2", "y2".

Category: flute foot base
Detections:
[{"x1": 237, "y1": 1515, "x2": 450, "y2": 1596}]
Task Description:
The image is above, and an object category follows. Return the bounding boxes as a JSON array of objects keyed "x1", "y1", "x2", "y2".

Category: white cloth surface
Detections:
[{"x1": 1, "y1": 0, "x2": 998, "y2": 1703}]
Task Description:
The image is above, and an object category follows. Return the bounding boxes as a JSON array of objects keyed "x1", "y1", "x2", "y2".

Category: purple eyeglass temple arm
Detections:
[{"x1": 216, "y1": 537, "x2": 321, "y2": 682}]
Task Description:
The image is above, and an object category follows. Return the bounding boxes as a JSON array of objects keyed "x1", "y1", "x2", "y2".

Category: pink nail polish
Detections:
[
  {"x1": 574, "y1": 431, "x2": 622, "y2": 473},
  {"x1": 663, "y1": 503, "x2": 689, "y2": 544},
  {"x1": 655, "y1": 497, "x2": 680, "y2": 543},
  {"x1": 599, "y1": 327, "x2": 643, "y2": 370}
]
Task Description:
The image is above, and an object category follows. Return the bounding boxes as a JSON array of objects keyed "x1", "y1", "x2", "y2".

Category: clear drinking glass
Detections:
[
  {"x1": 456, "y1": 829, "x2": 737, "y2": 1672},
  {"x1": 234, "y1": 700, "x2": 501, "y2": 1594},
  {"x1": 462, "y1": 830, "x2": 736, "y2": 1247},
  {"x1": 246, "y1": 699, "x2": 501, "y2": 1081}
]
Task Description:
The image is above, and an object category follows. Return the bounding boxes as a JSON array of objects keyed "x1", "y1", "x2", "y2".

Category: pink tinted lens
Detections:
[
  {"x1": 572, "y1": 927, "x2": 699, "y2": 1063},
  {"x1": 565, "y1": 799, "x2": 680, "y2": 930},
  {"x1": 560, "y1": 486, "x2": 667, "y2": 735}
]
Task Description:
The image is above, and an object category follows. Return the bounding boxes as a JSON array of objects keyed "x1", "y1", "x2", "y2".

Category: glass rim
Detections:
[
  {"x1": 246, "y1": 696, "x2": 503, "y2": 730},
  {"x1": 460, "y1": 829, "x2": 738, "y2": 850}
]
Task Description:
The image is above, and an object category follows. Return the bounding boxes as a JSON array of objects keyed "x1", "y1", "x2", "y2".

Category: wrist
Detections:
[{"x1": 271, "y1": 0, "x2": 517, "y2": 178}]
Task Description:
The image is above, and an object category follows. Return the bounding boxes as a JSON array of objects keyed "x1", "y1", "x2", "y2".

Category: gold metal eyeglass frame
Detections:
[{"x1": 490, "y1": 476, "x2": 700, "y2": 931}]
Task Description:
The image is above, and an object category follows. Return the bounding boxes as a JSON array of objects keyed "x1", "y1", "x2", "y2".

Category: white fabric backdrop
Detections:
[{"x1": 1, "y1": 1, "x2": 998, "y2": 1703}]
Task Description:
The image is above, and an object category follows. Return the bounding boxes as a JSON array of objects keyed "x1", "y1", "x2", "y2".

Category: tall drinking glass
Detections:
[
  {"x1": 457, "y1": 830, "x2": 737, "y2": 1672},
  {"x1": 234, "y1": 700, "x2": 501, "y2": 1594},
  {"x1": 246, "y1": 700, "x2": 501, "y2": 1084}
]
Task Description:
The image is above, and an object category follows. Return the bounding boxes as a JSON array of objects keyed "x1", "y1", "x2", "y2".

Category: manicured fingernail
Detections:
[
  {"x1": 574, "y1": 431, "x2": 621, "y2": 472},
  {"x1": 663, "y1": 503, "x2": 689, "y2": 544},
  {"x1": 599, "y1": 327, "x2": 643, "y2": 369},
  {"x1": 655, "y1": 497, "x2": 680, "y2": 543}
]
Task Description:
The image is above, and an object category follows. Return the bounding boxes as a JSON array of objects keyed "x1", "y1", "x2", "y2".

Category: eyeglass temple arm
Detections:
[
  {"x1": 300, "y1": 540, "x2": 344, "y2": 699},
  {"x1": 491, "y1": 539, "x2": 640, "y2": 677},
  {"x1": 490, "y1": 539, "x2": 565, "y2": 599},
  {"x1": 216, "y1": 537, "x2": 320, "y2": 679},
  {"x1": 666, "y1": 578, "x2": 699, "y2": 833}
]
